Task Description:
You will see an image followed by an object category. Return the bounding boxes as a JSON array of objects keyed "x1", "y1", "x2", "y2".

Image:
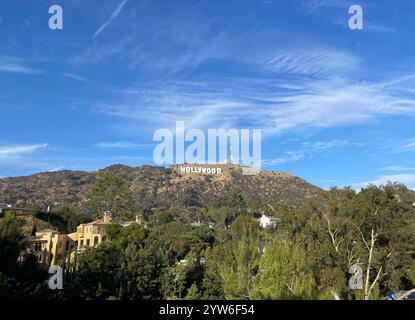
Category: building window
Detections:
[
  {"x1": 86, "y1": 239, "x2": 90, "y2": 247},
  {"x1": 80, "y1": 240, "x2": 83, "y2": 248}
]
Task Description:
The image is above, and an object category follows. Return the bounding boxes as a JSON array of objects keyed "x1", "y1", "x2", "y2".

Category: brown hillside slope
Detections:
[{"x1": 0, "y1": 164, "x2": 323, "y2": 214}]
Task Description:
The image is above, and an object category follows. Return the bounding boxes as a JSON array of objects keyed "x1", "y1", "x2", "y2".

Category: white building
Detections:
[{"x1": 259, "y1": 214, "x2": 277, "y2": 229}]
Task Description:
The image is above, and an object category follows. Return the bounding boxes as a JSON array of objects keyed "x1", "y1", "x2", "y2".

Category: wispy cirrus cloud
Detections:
[
  {"x1": 62, "y1": 72, "x2": 87, "y2": 82},
  {"x1": 92, "y1": 0, "x2": 129, "y2": 40},
  {"x1": 74, "y1": 15, "x2": 229, "y2": 72},
  {"x1": 72, "y1": 5, "x2": 358, "y2": 77},
  {"x1": 94, "y1": 70, "x2": 415, "y2": 138},
  {"x1": 64, "y1": 2, "x2": 415, "y2": 167},
  {"x1": 263, "y1": 48, "x2": 360, "y2": 78},
  {"x1": 0, "y1": 56, "x2": 42, "y2": 75},
  {"x1": 292, "y1": 0, "x2": 351, "y2": 12},
  {"x1": 265, "y1": 78, "x2": 415, "y2": 136},
  {"x1": 264, "y1": 151, "x2": 305, "y2": 166},
  {"x1": 402, "y1": 138, "x2": 415, "y2": 151},
  {"x1": 0, "y1": 143, "x2": 48, "y2": 161},
  {"x1": 96, "y1": 141, "x2": 153, "y2": 149},
  {"x1": 381, "y1": 165, "x2": 415, "y2": 172},
  {"x1": 264, "y1": 140, "x2": 353, "y2": 165},
  {"x1": 389, "y1": 137, "x2": 415, "y2": 153},
  {"x1": 353, "y1": 174, "x2": 415, "y2": 189}
]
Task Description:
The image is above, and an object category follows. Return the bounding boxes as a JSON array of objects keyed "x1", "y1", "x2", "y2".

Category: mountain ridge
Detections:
[{"x1": 0, "y1": 164, "x2": 323, "y2": 215}]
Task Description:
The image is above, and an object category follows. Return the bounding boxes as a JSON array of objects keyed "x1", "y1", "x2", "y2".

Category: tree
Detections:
[
  {"x1": 115, "y1": 223, "x2": 149, "y2": 248},
  {"x1": 230, "y1": 215, "x2": 260, "y2": 241},
  {"x1": 66, "y1": 221, "x2": 172, "y2": 300},
  {"x1": 119, "y1": 240, "x2": 173, "y2": 299},
  {"x1": 89, "y1": 174, "x2": 135, "y2": 220},
  {"x1": 164, "y1": 251, "x2": 205, "y2": 299},
  {"x1": 48, "y1": 205, "x2": 82, "y2": 233},
  {"x1": 347, "y1": 183, "x2": 415, "y2": 299},
  {"x1": 297, "y1": 183, "x2": 415, "y2": 300},
  {"x1": 201, "y1": 249, "x2": 225, "y2": 299},
  {"x1": 225, "y1": 191, "x2": 246, "y2": 210},
  {"x1": 251, "y1": 239, "x2": 316, "y2": 299},
  {"x1": 13, "y1": 254, "x2": 49, "y2": 298},
  {"x1": 207, "y1": 207, "x2": 234, "y2": 229},
  {"x1": 106, "y1": 223, "x2": 123, "y2": 242},
  {"x1": 185, "y1": 282, "x2": 201, "y2": 300},
  {"x1": 68, "y1": 243, "x2": 122, "y2": 299},
  {"x1": 209, "y1": 216, "x2": 260, "y2": 299},
  {"x1": 0, "y1": 215, "x2": 50, "y2": 298},
  {"x1": 153, "y1": 211, "x2": 174, "y2": 226},
  {"x1": 216, "y1": 240, "x2": 259, "y2": 299},
  {"x1": 0, "y1": 215, "x2": 24, "y2": 275},
  {"x1": 0, "y1": 215, "x2": 25, "y2": 297}
]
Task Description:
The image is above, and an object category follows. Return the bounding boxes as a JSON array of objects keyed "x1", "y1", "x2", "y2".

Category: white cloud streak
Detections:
[
  {"x1": 266, "y1": 79, "x2": 415, "y2": 136},
  {"x1": 96, "y1": 141, "x2": 152, "y2": 149},
  {"x1": 0, "y1": 143, "x2": 48, "y2": 160},
  {"x1": 402, "y1": 139, "x2": 415, "y2": 151},
  {"x1": 94, "y1": 71, "x2": 415, "y2": 138},
  {"x1": 264, "y1": 140, "x2": 352, "y2": 165},
  {"x1": 0, "y1": 56, "x2": 42, "y2": 75},
  {"x1": 353, "y1": 174, "x2": 415, "y2": 189},
  {"x1": 381, "y1": 165, "x2": 415, "y2": 172},
  {"x1": 92, "y1": 0, "x2": 129, "y2": 40},
  {"x1": 264, "y1": 48, "x2": 360, "y2": 78},
  {"x1": 62, "y1": 73, "x2": 87, "y2": 82}
]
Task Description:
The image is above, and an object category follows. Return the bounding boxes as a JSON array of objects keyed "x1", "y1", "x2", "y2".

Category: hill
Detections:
[{"x1": 0, "y1": 164, "x2": 323, "y2": 215}]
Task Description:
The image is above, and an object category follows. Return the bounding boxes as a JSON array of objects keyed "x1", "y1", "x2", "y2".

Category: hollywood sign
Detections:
[{"x1": 179, "y1": 166, "x2": 222, "y2": 175}]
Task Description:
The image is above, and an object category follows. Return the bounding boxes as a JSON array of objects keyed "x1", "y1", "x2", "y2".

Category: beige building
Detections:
[
  {"x1": 68, "y1": 211, "x2": 113, "y2": 252},
  {"x1": 22, "y1": 211, "x2": 143, "y2": 267},
  {"x1": 24, "y1": 229, "x2": 72, "y2": 266},
  {"x1": 68, "y1": 211, "x2": 143, "y2": 251}
]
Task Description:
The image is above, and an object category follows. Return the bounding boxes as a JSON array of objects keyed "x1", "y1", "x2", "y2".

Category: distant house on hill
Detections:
[
  {"x1": 0, "y1": 203, "x2": 12, "y2": 214},
  {"x1": 258, "y1": 214, "x2": 277, "y2": 229},
  {"x1": 0, "y1": 203, "x2": 12, "y2": 208},
  {"x1": 190, "y1": 220, "x2": 216, "y2": 229}
]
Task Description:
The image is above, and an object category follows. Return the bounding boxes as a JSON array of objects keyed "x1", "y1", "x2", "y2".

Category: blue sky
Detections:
[{"x1": 0, "y1": 0, "x2": 415, "y2": 189}]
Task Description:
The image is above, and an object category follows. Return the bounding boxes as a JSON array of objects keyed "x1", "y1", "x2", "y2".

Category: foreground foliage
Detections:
[{"x1": 1, "y1": 183, "x2": 415, "y2": 300}]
